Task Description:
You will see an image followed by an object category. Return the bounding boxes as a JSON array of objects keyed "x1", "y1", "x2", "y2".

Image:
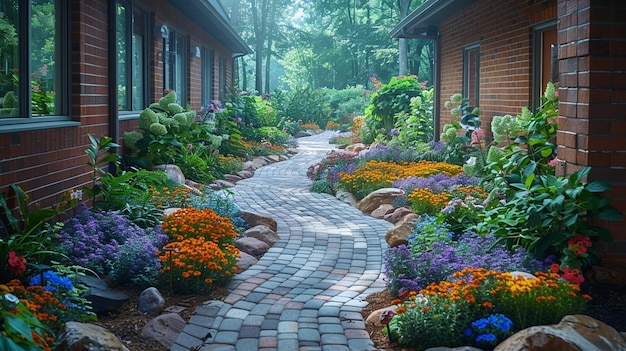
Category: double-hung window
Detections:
[
  {"x1": 117, "y1": 1, "x2": 149, "y2": 113},
  {"x1": 201, "y1": 47, "x2": 213, "y2": 106},
  {"x1": 163, "y1": 29, "x2": 188, "y2": 105},
  {"x1": 463, "y1": 44, "x2": 480, "y2": 108},
  {"x1": 533, "y1": 20, "x2": 557, "y2": 110},
  {"x1": 0, "y1": 0, "x2": 69, "y2": 129}
]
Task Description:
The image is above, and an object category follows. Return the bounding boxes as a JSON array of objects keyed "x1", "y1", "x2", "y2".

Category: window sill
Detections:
[{"x1": 0, "y1": 120, "x2": 81, "y2": 134}]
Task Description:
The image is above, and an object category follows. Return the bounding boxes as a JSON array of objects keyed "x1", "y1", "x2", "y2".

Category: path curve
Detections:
[{"x1": 172, "y1": 131, "x2": 393, "y2": 351}]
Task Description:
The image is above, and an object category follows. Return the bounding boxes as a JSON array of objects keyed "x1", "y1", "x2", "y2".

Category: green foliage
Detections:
[
  {"x1": 322, "y1": 85, "x2": 369, "y2": 123},
  {"x1": 440, "y1": 94, "x2": 484, "y2": 167},
  {"x1": 0, "y1": 185, "x2": 72, "y2": 282},
  {"x1": 364, "y1": 75, "x2": 424, "y2": 139},
  {"x1": 84, "y1": 134, "x2": 120, "y2": 203},
  {"x1": 279, "y1": 87, "x2": 329, "y2": 128},
  {"x1": 0, "y1": 292, "x2": 51, "y2": 351},
  {"x1": 476, "y1": 167, "x2": 622, "y2": 270},
  {"x1": 124, "y1": 91, "x2": 223, "y2": 165},
  {"x1": 392, "y1": 87, "x2": 435, "y2": 146}
]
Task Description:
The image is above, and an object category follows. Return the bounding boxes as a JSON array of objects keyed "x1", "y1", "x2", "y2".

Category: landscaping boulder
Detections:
[
  {"x1": 142, "y1": 313, "x2": 187, "y2": 349},
  {"x1": 80, "y1": 275, "x2": 129, "y2": 313},
  {"x1": 153, "y1": 164, "x2": 185, "y2": 185},
  {"x1": 335, "y1": 189, "x2": 358, "y2": 207},
  {"x1": 237, "y1": 170, "x2": 254, "y2": 179},
  {"x1": 384, "y1": 206, "x2": 414, "y2": 224},
  {"x1": 286, "y1": 147, "x2": 298, "y2": 155},
  {"x1": 237, "y1": 251, "x2": 259, "y2": 271},
  {"x1": 244, "y1": 225, "x2": 280, "y2": 246},
  {"x1": 385, "y1": 213, "x2": 418, "y2": 248},
  {"x1": 212, "y1": 179, "x2": 235, "y2": 189},
  {"x1": 266, "y1": 155, "x2": 281, "y2": 163},
  {"x1": 346, "y1": 142, "x2": 367, "y2": 153},
  {"x1": 358, "y1": 188, "x2": 404, "y2": 214},
  {"x1": 494, "y1": 314, "x2": 626, "y2": 351},
  {"x1": 138, "y1": 287, "x2": 165, "y2": 316},
  {"x1": 55, "y1": 322, "x2": 130, "y2": 351},
  {"x1": 235, "y1": 236, "x2": 271, "y2": 257},
  {"x1": 223, "y1": 174, "x2": 242, "y2": 183},
  {"x1": 240, "y1": 211, "x2": 278, "y2": 232},
  {"x1": 370, "y1": 204, "x2": 396, "y2": 219},
  {"x1": 365, "y1": 306, "x2": 396, "y2": 328}
]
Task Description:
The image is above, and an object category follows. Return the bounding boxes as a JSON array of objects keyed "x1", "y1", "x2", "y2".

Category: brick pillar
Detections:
[{"x1": 556, "y1": 0, "x2": 626, "y2": 263}]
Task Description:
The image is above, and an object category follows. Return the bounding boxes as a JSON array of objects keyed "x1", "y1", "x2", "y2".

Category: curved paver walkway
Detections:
[{"x1": 172, "y1": 131, "x2": 393, "y2": 351}]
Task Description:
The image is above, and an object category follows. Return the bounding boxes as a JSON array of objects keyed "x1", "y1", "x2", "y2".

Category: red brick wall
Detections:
[
  {"x1": 439, "y1": 0, "x2": 557, "y2": 137},
  {"x1": 1, "y1": 0, "x2": 239, "y2": 211},
  {"x1": 556, "y1": 0, "x2": 626, "y2": 262}
]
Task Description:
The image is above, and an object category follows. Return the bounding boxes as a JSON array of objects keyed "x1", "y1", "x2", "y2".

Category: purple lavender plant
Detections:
[
  {"x1": 392, "y1": 173, "x2": 480, "y2": 194},
  {"x1": 55, "y1": 204, "x2": 169, "y2": 286},
  {"x1": 384, "y1": 231, "x2": 551, "y2": 296}
]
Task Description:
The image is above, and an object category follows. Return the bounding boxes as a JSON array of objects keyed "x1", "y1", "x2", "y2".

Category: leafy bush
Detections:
[
  {"x1": 188, "y1": 190, "x2": 248, "y2": 232},
  {"x1": 364, "y1": 76, "x2": 426, "y2": 141},
  {"x1": 391, "y1": 87, "x2": 435, "y2": 146},
  {"x1": 322, "y1": 85, "x2": 368, "y2": 123}
]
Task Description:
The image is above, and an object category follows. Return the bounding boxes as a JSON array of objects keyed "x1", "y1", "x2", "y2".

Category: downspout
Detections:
[
  {"x1": 407, "y1": 26, "x2": 441, "y2": 141},
  {"x1": 107, "y1": 2, "x2": 119, "y2": 172}
]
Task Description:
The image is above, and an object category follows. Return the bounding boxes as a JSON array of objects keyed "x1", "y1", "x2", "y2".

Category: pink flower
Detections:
[
  {"x1": 548, "y1": 157, "x2": 560, "y2": 167},
  {"x1": 470, "y1": 129, "x2": 485, "y2": 146}
]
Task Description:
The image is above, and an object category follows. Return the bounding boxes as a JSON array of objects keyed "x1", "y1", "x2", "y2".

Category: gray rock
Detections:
[
  {"x1": 239, "y1": 211, "x2": 278, "y2": 232},
  {"x1": 80, "y1": 275, "x2": 129, "y2": 313},
  {"x1": 212, "y1": 179, "x2": 235, "y2": 189},
  {"x1": 335, "y1": 189, "x2": 358, "y2": 207},
  {"x1": 138, "y1": 287, "x2": 165, "y2": 316},
  {"x1": 244, "y1": 225, "x2": 280, "y2": 246},
  {"x1": 141, "y1": 313, "x2": 187, "y2": 349},
  {"x1": 242, "y1": 160, "x2": 258, "y2": 172},
  {"x1": 286, "y1": 147, "x2": 298, "y2": 154},
  {"x1": 153, "y1": 164, "x2": 185, "y2": 185},
  {"x1": 294, "y1": 130, "x2": 312, "y2": 138},
  {"x1": 237, "y1": 251, "x2": 259, "y2": 271},
  {"x1": 235, "y1": 236, "x2": 270, "y2": 257},
  {"x1": 55, "y1": 322, "x2": 130, "y2": 351},
  {"x1": 223, "y1": 174, "x2": 242, "y2": 183},
  {"x1": 494, "y1": 314, "x2": 626, "y2": 351},
  {"x1": 237, "y1": 170, "x2": 254, "y2": 179},
  {"x1": 266, "y1": 155, "x2": 281, "y2": 163}
]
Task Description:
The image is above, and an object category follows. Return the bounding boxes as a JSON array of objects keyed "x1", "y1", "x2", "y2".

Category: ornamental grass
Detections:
[
  {"x1": 388, "y1": 267, "x2": 590, "y2": 350},
  {"x1": 339, "y1": 160, "x2": 463, "y2": 200},
  {"x1": 159, "y1": 207, "x2": 240, "y2": 294}
]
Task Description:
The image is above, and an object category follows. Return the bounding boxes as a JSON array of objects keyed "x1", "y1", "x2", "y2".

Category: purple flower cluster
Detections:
[
  {"x1": 55, "y1": 204, "x2": 168, "y2": 285},
  {"x1": 384, "y1": 231, "x2": 550, "y2": 295},
  {"x1": 392, "y1": 173, "x2": 480, "y2": 193},
  {"x1": 361, "y1": 144, "x2": 406, "y2": 163}
]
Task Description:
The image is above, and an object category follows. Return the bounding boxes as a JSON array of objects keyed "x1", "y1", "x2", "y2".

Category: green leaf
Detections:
[
  {"x1": 594, "y1": 207, "x2": 624, "y2": 221},
  {"x1": 586, "y1": 181, "x2": 612, "y2": 193},
  {"x1": 524, "y1": 173, "x2": 535, "y2": 189},
  {"x1": 5, "y1": 314, "x2": 34, "y2": 342}
]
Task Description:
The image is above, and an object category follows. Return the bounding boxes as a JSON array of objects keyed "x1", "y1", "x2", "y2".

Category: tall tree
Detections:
[{"x1": 397, "y1": 0, "x2": 412, "y2": 75}]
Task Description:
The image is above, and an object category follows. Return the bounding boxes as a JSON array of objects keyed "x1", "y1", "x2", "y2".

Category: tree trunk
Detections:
[{"x1": 397, "y1": 0, "x2": 412, "y2": 75}]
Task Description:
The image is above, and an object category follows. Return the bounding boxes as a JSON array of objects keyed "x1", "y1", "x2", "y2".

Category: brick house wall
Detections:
[
  {"x1": 0, "y1": 0, "x2": 243, "y2": 210},
  {"x1": 438, "y1": 0, "x2": 557, "y2": 138},
  {"x1": 556, "y1": 0, "x2": 626, "y2": 262},
  {"x1": 436, "y1": 0, "x2": 625, "y2": 262}
]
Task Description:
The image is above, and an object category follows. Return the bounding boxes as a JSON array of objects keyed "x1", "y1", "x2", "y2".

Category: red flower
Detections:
[
  {"x1": 561, "y1": 266, "x2": 584, "y2": 285},
  {"x1": 379, "y1": 310, "x2": 395, "y2": 325},
  {"x1": 567, "y1": 234, "x2": 592, "y2": 255},
  {"x1": 8, "y1": 251, "x2": 27, "y2": 275}
]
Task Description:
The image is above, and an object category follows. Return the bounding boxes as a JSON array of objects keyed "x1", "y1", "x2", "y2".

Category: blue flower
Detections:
[
  {"x1": 475, "y1": 333, "x2": 496, "y2": 342},
  {"x1": 29, "y1": 270, "x2": 74, "y2": 292},
  {"x1": 464, "y1": 328, "x2": 473, "y2": 337}
]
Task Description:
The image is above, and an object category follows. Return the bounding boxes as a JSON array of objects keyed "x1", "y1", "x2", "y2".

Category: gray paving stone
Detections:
[{"x1": 178, "y1": 132, "x2": 393, "y2": 351}]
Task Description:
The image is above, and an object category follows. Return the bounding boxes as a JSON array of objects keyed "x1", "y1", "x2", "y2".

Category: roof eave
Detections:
[
  {"x1": 390, "y1": 0, "x2": 474, "y2": 38},
  {"x1": 168, "y1": 0, "x2": 250, "y2": 55}
]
